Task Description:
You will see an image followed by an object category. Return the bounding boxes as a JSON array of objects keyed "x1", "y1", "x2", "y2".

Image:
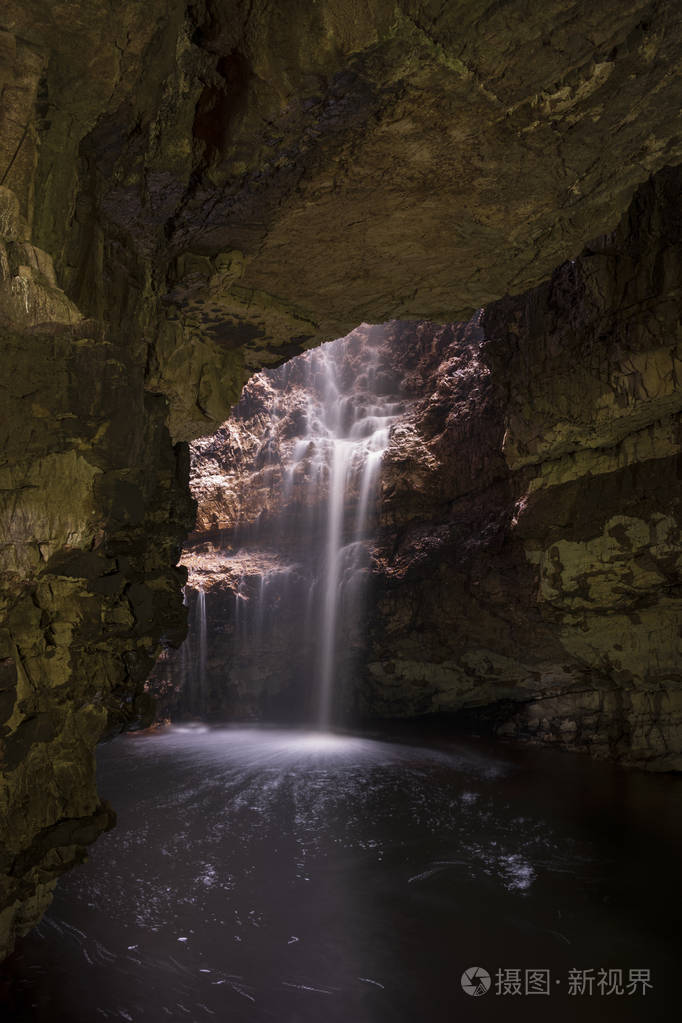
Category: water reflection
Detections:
[{"x1": 1, "y1": 726, "x2": 679, "y2": 1022}]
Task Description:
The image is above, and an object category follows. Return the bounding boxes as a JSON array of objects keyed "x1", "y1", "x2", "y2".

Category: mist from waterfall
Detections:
[{"x1": 170, "y1": 325, "x2": 405, "y2": 726}]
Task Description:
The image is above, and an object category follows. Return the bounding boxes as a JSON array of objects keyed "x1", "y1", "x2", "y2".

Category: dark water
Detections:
[{"x1": 1, "y1": 725, "x2": 680, "y2": 1022}]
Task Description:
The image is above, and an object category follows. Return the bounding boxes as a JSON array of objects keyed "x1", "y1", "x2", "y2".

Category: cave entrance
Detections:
[{"x1": 152, "y1": 321, "x2": 431, "y2": 727}]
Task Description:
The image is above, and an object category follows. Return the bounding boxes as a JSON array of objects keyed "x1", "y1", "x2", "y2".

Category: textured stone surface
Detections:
[
  {"x1": 3, "y1": 1, "x2": 682, "y2": 442},
  {"x1": 1, "y1": 0, "x2": 682, "y2": 960},
  {"x1": 0, "y1": 208, "x2": 194, "y2": 959},
  {"x1": 367, "y1": 169, "x2": 682, "y2": 770}
]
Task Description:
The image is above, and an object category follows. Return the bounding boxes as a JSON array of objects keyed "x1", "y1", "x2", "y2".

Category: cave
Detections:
[{"x1": 0, "y1": 2, "x2": 681, "y2": 1020}]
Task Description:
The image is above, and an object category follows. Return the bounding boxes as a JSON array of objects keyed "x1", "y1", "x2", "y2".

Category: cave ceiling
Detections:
[{"x1": 2, "y1": 1, "x2": 682, "y2": 437}]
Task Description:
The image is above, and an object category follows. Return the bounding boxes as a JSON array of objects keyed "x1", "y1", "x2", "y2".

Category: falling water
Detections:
[
  {"x1": 170, "y1": 584, "x2": 209, "y2": 718},
  {"x1": 310, "y1": 341, "x2": 399, "y2": 727},
  {"x1": 170, "y1": 326, "x2": 404, "y2": 725},
  {"x1": 197, "y1": 586, "x2": 208, "y2": 716}
]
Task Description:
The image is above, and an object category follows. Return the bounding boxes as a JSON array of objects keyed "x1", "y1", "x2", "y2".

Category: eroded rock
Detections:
[
  {"x1": 1, "y1": 0, "x2": 682, "y2": 961},
  {"x1": 367, "y1": 169, "x2": 682, "y2": 769}
]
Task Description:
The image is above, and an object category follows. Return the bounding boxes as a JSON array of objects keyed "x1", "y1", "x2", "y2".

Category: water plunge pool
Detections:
[{"x1": 2, "y1": 724, "x2": 679, "y2": 1022}]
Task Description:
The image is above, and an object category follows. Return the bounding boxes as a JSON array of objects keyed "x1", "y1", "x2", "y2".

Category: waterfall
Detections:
[
  {"x1": 310, "y1": 342, "x2": 398, "y2": 728},
  {"x1": 317, "y1": 439, "x2": 349, "y2": 728},
  {"x1": 172, "y1": 585, "x2": 208, "y2": 718},
  {"x1": 170, "y1": 325, "x2": 403, "y2": 726},
  {"x1": 197, "y1": 586, "x2": 207, "y2": 716}
]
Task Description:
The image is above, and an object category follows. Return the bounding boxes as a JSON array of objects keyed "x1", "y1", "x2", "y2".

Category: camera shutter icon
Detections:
[{"x1": 461, "y1": 967, "x2": 492, "y2": 996}]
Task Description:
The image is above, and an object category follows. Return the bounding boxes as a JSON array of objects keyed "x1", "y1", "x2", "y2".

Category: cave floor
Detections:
[{"x1": 1, "y1": 725, "x2": 680, "y2": 1023}]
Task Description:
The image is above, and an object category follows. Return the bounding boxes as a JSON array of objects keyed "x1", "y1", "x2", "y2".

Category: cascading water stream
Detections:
[
  {"x1": 310, "y1": 344, "x2": 399, "y2": 727},
  {"x1": 197, "y1": 586, "x2": 208, "y2": 716},
  {"x1": 170, "y1": 326, "x2": 404, "y2": 725},
  {"x1": 317, "y1": 440, "x2": 347, "y2": 728}
]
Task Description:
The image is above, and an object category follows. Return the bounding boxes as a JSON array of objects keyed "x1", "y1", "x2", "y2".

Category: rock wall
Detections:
[
  {"x1": 0, "y1": 186, "x2": 195, "y2": 958},
  {"x1": 4, "y1": 2, "x2": 682, "y2": 441},
  {"x1": 1, "y1": 0, "x2": 682, "y2": 959},
  {"x1": 368, "y1": 168, "x2": 682, "y2": 770}
]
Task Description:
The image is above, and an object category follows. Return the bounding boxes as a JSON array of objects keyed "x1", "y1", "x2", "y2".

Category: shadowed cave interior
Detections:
[{"x1": 0, "y1": 2, "x2": 681, "y2": 1020}]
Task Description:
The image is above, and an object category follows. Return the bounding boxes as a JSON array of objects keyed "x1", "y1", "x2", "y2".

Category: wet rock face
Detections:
[
  {"x1": 0, "y1": 201, "x2": 195, "y2": 957},
  {"x1": 1, "y1": 0, "x2": 682, "y2": 961},
  {"x1": 173, "y1": 169, "x2": 681, "y2": 770},
  {"x1": 367, "y1": 169, "x2": 682, "y2": 770}
]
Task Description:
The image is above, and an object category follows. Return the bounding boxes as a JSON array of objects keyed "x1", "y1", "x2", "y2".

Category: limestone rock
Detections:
[
  {"x1": 2, "y1": 2, "x2": 681, "y2": 442},
  {"x1": 166, "y1": 168, "x2": 682, "y2": 772}
]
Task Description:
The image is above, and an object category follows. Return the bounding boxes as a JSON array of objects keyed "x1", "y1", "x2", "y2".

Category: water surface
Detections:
[{"x1": 1, "y1": 725, "x2": 679, "y2": 1022}]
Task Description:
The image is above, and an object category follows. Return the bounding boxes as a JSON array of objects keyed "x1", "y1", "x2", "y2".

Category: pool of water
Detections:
[{"x1": 1, "y1": 725, "x2": 679, "y2": 1022}]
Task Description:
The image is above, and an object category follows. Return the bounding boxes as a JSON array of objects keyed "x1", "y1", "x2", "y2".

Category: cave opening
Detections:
[{"x1": 152, "y1": 319, "x2": 434, "y2": 730}]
